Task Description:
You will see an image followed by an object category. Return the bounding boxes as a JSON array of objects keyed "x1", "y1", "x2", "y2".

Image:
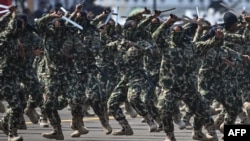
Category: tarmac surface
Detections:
[{"x1": 0, "y1": 103, "x2": 225, "y2": 141}]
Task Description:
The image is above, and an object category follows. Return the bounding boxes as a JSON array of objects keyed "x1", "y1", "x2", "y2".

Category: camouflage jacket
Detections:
[{"x1": 0, "y1": 12, "x2": 19, "y2": 76}]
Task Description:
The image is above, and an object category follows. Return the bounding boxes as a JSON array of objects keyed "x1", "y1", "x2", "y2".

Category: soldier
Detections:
[
  {"x1": 195, "y1": 11, "x2": 250, "y2": 140},
  {"x1": 107, "y1": 18, "x2": 162, "y2": 135},
  {"x1": 67, "y1": 4, "x2": 96, "y2": 118},
  {"x1": 0, "y1": 5, "x2": 24, "y2": 141},
  {"x1": 152, "y1": 14, "x2": 186, "y2": 131},
  {"x1": 35, "y1": 10, "x2": 88, "y2": 139},
  {"x1": 14, "y1": 13, "x2": 44, "y2": 129},
  {"x1": 32, "y1": 49, "x2": 50, "y2": 128},
  {"x1": 210, "y1": 12, "x2": 250, "y2": 132},
  {"x1": 152, "y1": 14, "x2": 226, "y2": 141},
  {"x1": 69, "y1": 5, "x2": 112, "y2": 135},
  {"x1": 136, "y1": 10, "x2": 163, "y2": 129}
]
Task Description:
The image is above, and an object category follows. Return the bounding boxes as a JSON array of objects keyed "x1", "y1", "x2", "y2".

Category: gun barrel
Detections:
[{"x1": 161, "y1": 8, "x2": 176, "y2": 13}]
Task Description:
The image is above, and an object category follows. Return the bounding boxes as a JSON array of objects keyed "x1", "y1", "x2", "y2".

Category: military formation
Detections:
[{"x1": 1, "y1": 2, "x2": 250, "y2": 141}]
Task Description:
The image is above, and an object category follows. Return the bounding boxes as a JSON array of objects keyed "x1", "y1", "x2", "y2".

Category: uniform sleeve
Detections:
[
  {"x1": 194, "y1": 36, "x2": 223, "y2": 56},
  {"x1": 224, "y1": 25, "x2": 250, "y2": 44},
  {"x1": 0, "y1": 12, "x2": 12, "y2": 31},
  {"x1": 35, "y1": 14, "x2": 54, "y2": 35}
]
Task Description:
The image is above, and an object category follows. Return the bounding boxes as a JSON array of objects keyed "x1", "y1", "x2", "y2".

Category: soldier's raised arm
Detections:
[
  {"x1": 0, "y1": 5, "x2": 17, "y2": 31},
  {"x1": 194, "y1": 28, "x2": 224, "y2": 56},
  {"x1": 35, "y1": 11, "x2": 61, "y2": 34},
  {"x1": 152, "y1": 14, "x2": 178, "y2": 46}
]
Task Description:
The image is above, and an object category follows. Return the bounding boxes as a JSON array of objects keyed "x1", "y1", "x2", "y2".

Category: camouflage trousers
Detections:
[
  {"x1": 143, "y1": 72, "x2": 160, "y2": 122},
  {"x1": 18, "y1": 68, "x2": 43, "y2": 109},
  {"x1": 198, "y1": 71, "x2": 241, "y2": 126},
  {"x1": 238, "y1": 71, "x2": 250, "y2": 103},
  {"x1": 0, "y1": 75, "x2": 23, "y2": 131},
  {"x1": 97, "y1": 66, "x2": 120, "y2": 104},
  {"x1": 108, "y1": 76, "x2": 128, "y2": 121},
  {"x1": 157, "y1": 84, "x2": 214, "y2": 135},
  {"x1": 83, "y1": 72, "x2": 107, "y2": 119},
  {"x1": 43, "y1": 70, "x2": 86, "y2": 126},
  {"x1": 127, "y1": 79, "x2": 152, "y2": 117}
]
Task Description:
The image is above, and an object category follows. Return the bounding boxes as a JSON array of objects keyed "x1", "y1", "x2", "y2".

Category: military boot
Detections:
[
  {"x1": 144, "y1": 114, "x2": 157, "y2": 132},
  {"x1": 0, "y1": 101, "x2": 5, "y2": 113},
  {"x1": 17, "y1": 115, "x2": 27, "y2": 130},
  {"x1": 182, "y1": 112, "x2": 193, "y2": 130},
  {"x1": 192, "y1": 129, "x2": 214, "y2": 140},
  {"x1": 70, "y1": 116, "x2": 89, "y2": 137},
  {"x1": 99, "y1": 116, "x2": 112, "y2": 134},
  {"x1": 141, "y1": 118, "x2": 146, "y2": 123},
  {"x1": 112, "y1": 119, "x2": 133, "y2": 135},
  {"x1": 243, "y1": 102, "x2": 250, "y2": 120},
  {"x1": 42, "y1": 124, "x2": 64, "y2": 140},
  {"x1": 214, "y1": 114, "x2": 224, "y2": 131},
  {"x1": 24, "y1": 107, "x2": 40, "y2": 124},
  {"x1": 164, "y1": 132, "x2": 176, "y2": 141},
  {"x1": 238, "y1": 111, "x2": 250, "y2": 124},
  {"x1": 206, "y1": 125, "x2": 219, "y2": 141},
  {"x1": 124, "y1": 101, "x2": 137, "y2": 118},
  {"x1": 39, "y1": 116, "x2": 49, "y2": 128},
  {"x1": 174, "y1": 119, "x2": 186, "y2": 130},
  {"x1": 154, "y1": 117, "x2": 163, "y2": 132},
  {"x1": 8, "y1": 128, "x2": 23, "y2": 141}
]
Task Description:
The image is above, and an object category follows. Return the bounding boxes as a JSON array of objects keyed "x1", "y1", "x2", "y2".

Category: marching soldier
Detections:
[
  {"x1": 153, "y1": 14, "x2": 224, "y2": 141},
  {"x1": 0, "y1": 5, "x2": 24, "y2": 141}
]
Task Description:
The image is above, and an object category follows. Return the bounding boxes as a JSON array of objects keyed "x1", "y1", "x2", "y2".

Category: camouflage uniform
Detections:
[
  {"x1": 197, "y1": 25, "x2": 250, "y2": 134},
  {"x1": 70, "y1": 9, "x2": 112, "y2": 134},
  {"x1": 212, "y1": 25, "x2": 250, "y2": 128},
  {"x1": 152, "y1": 20, "x2": 183, "y2": 127},
  {"x1": 107, "y1": 23, "x2": 159, "y2": 135},
  {"x1": 241, "y1": 38, "x2": 250, "y2": 121},
  {"x1": 137, "y1": 15, "x2": 162, "y2": 126},
  {"x1": 35, "y1": 14, "x2": 87, "y2": 139},
  {"x1": 15, "y1": 23, "x2": 43, "y2": 126},
  {"x1": 153, "y1": 22, "x2": 223, "y2": 140},
  {"x1": 33, "y1": 51, "x2": 50, "y2": 127},
  {"x1": 91, "y1": 13, "x2": 120, "y2": 105},
  {"x1": 0, "y1": 11, "x2": 24, "y2": 141}
]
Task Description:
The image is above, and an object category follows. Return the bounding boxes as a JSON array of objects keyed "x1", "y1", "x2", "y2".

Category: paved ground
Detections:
[{"x1": 0, "y1": 103, "x2": 224, "y2": 141}]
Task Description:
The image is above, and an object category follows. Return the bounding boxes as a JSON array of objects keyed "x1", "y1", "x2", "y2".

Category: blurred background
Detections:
[{"x1": 0, "y1": 0, "x2": 249, "y2": 25}]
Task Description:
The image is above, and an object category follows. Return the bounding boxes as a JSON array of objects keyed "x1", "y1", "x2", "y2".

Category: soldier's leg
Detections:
[
  {"x1": 86, "y1": 75, "x2": 112, "y2": 135},
  {"x1": 23, "y1": 76, "x2": 42, "y2": 125},
  {"x1": 157, "y1": 90, "x2": 179, "y2": 141},
  {"x1": 182, "y1": 106, "x2": 194, "y2": 130},
  {"x1": 128, "y1": 83, "x2": 158, "y2": 132},
  {"x1": 190, "y1": 95, "x2": 217, "y2": 141},
  {"x1": 41, "y1": 82, "x2": 64, "y2": 140},
  {"x1": 70, "y1": 104, "x2": 89, "y2": 137},
  {"x1": 67, "y1": 76, "x2": 90, "y2": 138},
  {"x1": 143, "y1": 84, "x2": 162, "y2": 130},
  {"x1": 108, "y1": 80, "x2": 133, "y2": 135},
  {"x1": 16, "y1": 87, "x2": 28, "y2": 130},
  {"x1": 0, "y1": 77, "x2": 23, "y2": 141},
  {"x1": 216, "y1": 96, "x2": 239, "y2": 133}
]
